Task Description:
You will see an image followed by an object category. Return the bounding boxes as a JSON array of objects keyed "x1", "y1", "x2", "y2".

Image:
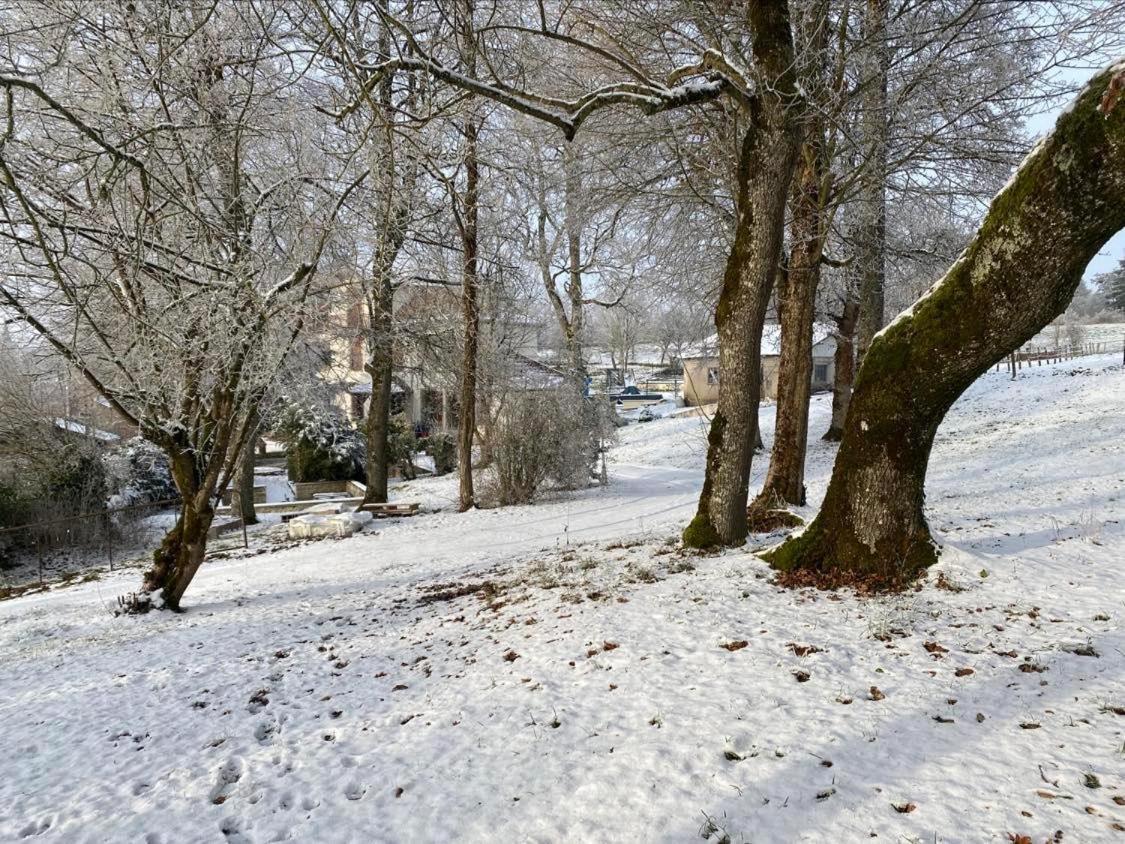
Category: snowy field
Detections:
[{"x1": 0, "y1": 355, "x2": 1123, "y2": 842}]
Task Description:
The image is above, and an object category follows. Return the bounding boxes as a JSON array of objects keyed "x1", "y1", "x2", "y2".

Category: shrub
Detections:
[
  {"x1": 276, "y1": 401, "x2": 364, "y2": 482},
  {"x1": 427, "y1": 431, "x2": 457, "y2": 476},
  {"x1": 103, "y1": 437, "x2": 178, "y2": 509},
  {"x1": 486, "y1": 392, "x2": 614, "y2": 506},
  {"x1": 387, "y1": 415, "x2": 418, "y2": 480}
]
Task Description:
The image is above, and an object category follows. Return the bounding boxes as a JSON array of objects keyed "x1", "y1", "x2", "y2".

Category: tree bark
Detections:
[
  {"x1": 233, "y1": 412, "x2": 259, "y2": 525},
  {"x1": 682, "y1": 2, "x2": 804, "y2": 548},
  {"x1": 456, "y1": 114, "x2": 481, "y2": 512},
  {"x1": 360, "y1": 7, "x2": 410, "y2": 506},
  {"x1": 754, "y1": 133, "x2": 827, "y2": 509},
  {"x1": 141, "y1": 450, "x2": 216, "y2": 611},
  {"x1": 765, "y1": 64, "x2": 1125, "y2": 585},
  {"x1": 854, "y1": 0, "x2": 889, "y2": 368},
  {"x1": 822, "y1": 297, "x2": 859, "y2": 441},
  {"x1": 362, "y1": 272, "x2": 395, "y2": 504}
]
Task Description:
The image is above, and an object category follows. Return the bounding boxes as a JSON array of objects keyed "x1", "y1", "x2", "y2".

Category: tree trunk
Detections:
[
  {"x1": 854, "y1": 0, "x2": 889, "y2": 368},
  {"x1": 141, "y1": 451, "x2": 216, "y2": 611},
  {"x1": 682, "y1": 2, "x2": 804, "y2": 548},
  {"x1": 362, "y1": 273, "x2": 394, "y2": 505},
  {"x1": 457, "y1": 114, "x2": 481, "y2": 511},
  {"x1": 765, "y1": 65, "x2": 1125, "y2": 585},
  {"x1": 754, "y1": 135, "x2": 826, "y2": 509},
  {"x1": 232, "y1": 413, "x2": 259, "y2": 525},
  {"x1": 822, "y1": 297, "x2": 859, "y2": 441}
]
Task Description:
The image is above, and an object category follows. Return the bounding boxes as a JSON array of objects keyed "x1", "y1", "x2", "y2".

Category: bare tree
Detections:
[{"x1": 0, "y1": 2, "x2": 353, "y2": 609}]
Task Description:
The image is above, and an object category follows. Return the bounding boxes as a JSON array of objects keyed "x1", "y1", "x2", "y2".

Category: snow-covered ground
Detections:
[{"x1": 1, "y1": 356, "x2": 1123, "y2": 842}]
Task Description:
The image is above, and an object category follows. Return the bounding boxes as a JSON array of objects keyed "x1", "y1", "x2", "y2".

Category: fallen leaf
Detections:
[
  {"x1": 892, "y1": 802, "x2": 916, "y2": 814},
  {"x1": 955, "y1": 667, "x2": 975, "y2": 677},
  {"x1": 787, "y1": 643, "x2": 823, "y2": 657},
  {"x1": 869, "y1": 686, "x2": 886, "y2": 701},
  {"x1": 720, "y1": 640, "x2": 749, "y2": 652}
]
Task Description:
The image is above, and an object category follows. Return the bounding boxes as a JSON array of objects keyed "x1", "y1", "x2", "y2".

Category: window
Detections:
[
  {"x1": 814, "y1": 363, "x2": 829, "y2": 384},
  {"x1": 349, "y1": 336, "x2": 365, "y2": 371},
  {"x1": 346, "y1": 302, "x2": 363, "y2": 330},
  {"x1": 707, "y1": 366, "x2": 719, "y2": 386}
]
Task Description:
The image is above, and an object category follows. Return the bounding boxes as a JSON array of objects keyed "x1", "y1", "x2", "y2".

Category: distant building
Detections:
[
  {"x1": 680, "y1": 324, "x2": 837, "y2": 407},
  {"x1": 322, "y1": 284, "x2": 548, "y2": 432}
]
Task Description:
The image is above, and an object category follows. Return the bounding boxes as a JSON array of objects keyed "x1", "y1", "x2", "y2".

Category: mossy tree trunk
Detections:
[
  {"x1": 765, "y1": 64, "x2": 1125, "y2": 585},
  {"x1": 142, "y1": 448, "x2": 217, "y2": 611},
  {"x1": 822, "y1": 297, "x2": 859, "y2": 441},
  {"x1": 754, "y1": 118, "x2": 828, "y2": 510},
  {"x1": 682, "y1": 2, "x2": 804, "y2": 548}
]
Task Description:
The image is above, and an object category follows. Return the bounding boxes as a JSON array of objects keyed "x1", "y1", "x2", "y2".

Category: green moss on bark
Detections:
[{"x1": 682, "y1": 513, "x2": 722, "y2": 549}]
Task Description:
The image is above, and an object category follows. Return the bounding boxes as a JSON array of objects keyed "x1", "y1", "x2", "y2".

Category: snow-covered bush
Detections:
[
  {"x1": 387, "y1": 415, "x2": 418, "y2": 480},
  {"x1": 485, "y1": 392, "x2": 613, "y2": 506},
  {"x1": 426, "y1": 431, "x2": 456, "y2": 476},
  {"x1": 103, "y1": 437, "x2": 178, "y2": 510},
  {"x1": 276, "y1": 401, "x2": 364, "y2": 482}
]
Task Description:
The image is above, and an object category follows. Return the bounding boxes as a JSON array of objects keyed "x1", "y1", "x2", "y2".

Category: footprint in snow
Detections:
[
  {"x1": 209, "y1": 756, "x2": 245, "y2": 805},
  {"x1": 218, "y1": 815, "x2": 252, "y2": 844},
  {"x1": 254, "y1": 717, "x2": 280, "y2": 743},
  {"x1": 344, "y1": 781, "x2": 367, "y2": 801},
  {"x1": 18, "y1": 818, "x2": 51, "y2": 838}
]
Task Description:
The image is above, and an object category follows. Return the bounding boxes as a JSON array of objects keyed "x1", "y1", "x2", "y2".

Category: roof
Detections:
[
  {"x1": 53, "y1": 418, "x2": 120, "y2": 442},
  {"x1": 509, "y1": 354, "x2": 566, "y2": 391},
  {"x1": 681, "y1": 323, "x2": 837, "y2": 360}
]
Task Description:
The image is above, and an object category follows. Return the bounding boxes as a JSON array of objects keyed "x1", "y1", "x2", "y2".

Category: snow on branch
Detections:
[{"x1": 346, "y1": 55, "x2": 729, "y2": 140}]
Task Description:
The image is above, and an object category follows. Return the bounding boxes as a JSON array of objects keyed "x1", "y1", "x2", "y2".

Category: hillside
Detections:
[{"x1": 0, "y1": 355, "x2": 1122, "y2": 843}]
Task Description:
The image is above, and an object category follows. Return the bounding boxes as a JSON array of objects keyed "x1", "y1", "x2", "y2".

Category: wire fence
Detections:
[{"x1": 0, "y1": 496, "x2": 181, "y2": 585}]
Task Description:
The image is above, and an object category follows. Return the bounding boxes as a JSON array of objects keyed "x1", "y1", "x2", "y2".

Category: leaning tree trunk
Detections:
[
  {"x1": 822, "y1": 297, "x2": 859, "y2": 441},
  {"x1": 141, "y1": 451, "x2": 217, "y2": 611},
  {"x1": 362, "y1": 272, "x2": 395, "y2": 505},
  {"x1": 765, "y1": 64, "x2": 1125, "y2": 586},
  {"x1": 682, "y1": 2, "x2": 804, "y2": 548},
  {"x1": 754, "y1": 136, "x2": 826, "y2": 511}
]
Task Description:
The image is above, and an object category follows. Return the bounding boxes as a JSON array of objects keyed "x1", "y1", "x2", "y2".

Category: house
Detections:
[
  {"x1": 681, "y1": 323, "x2": 837, "y2": 407},
  {"x1": 322, "y1": 283, "x2": 548, "y2": 433}
]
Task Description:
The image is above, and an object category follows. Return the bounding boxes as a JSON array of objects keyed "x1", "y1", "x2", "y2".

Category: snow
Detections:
[
  {"x1": 682, "y1": 323, "x2": 836, "y2": 360},
  {"x1": 1, "y1": 355, "x2": 1123, "y2": 842},
  {"x1": 52, "y1": 418, "x2": 120, "y2": 442}
]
